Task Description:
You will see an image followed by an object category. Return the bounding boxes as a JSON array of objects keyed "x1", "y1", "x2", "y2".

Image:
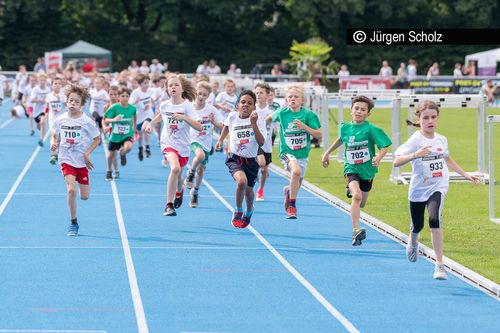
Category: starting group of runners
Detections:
[{"x1": 7, "y1": 72, "x2": 479, "y2": 280}]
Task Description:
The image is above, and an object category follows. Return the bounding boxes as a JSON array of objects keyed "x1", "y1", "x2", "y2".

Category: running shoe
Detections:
[
  {"x1": 164, "y1": 203, "x2": 176, "y2": 216},
  {"x1": 174, "y1": 190, "x2": 184, "y2": 208},
  {"x1": 30, "y1": 130, "x2": 35, "y2": 136},
  {"x1": 138, "y1": 146, "x2": 144, "y2": 161},
  {"x1": 184, "y1": 171, "x2": 195, "y2": 189},
  {"x1": 283, "y1": 186, "x2": 290, "y2": 210},
  {"x1": 105, "y1": 171, "x2": 113, "y2": 181},
  {"x1": 241, "y1": 214, "x2": 252, "y2": 228},
  {"x1": 406, "y1": 236, "x2": 419, "y2": 263},
  {"x1": 145, "y1": 146, "x2": 151, "y2": 158},
  {"x1": 49, "y1": 154, "x2": 58, "y2": 165},
  {"x1": 433, "y1": 264, "x2": 448, "y2": 280},
  {"x1": 189, "y1": 192, "x2": 199, "y2": 208},
  {"x1": 346, "y1": 188, "x2": 352, "y2": 198},
  {"x1": 38, "y1": 139, "x2": 44, "y2": 147},
  {"x1": 352, "y1": 228, "x2": 366, "y2": 246},
  {"x1": 113, "y1": 171, "x2": 120, "y2": 179},
  {"x1": 256, "y1": 188, "x2": 264, "y2": 202},
  {"x1": 67, "y1": 223, "x2": 79, "y2": 236},
  {"x1": 120, "y1": 151, "x2": 127, "y2": 166},
  {"x1": 286, "y1": 206, "x2": 297, "y2": 219},
  {"x1": 231, "y1": 211, "x2": 244, "y2": 228}
]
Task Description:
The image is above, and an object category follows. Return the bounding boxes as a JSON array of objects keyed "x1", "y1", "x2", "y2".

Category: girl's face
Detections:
[
  {"x1": 196, "y1": 87, "x2": 209, "y2": 104},
  {"x1": 94, "y1": 79, "x2": 103, "y2": 90},
  {"x1": 167, "y1": 78, "x2": 183, "y2": 97},
  {"x1": 109, "y1": 90, "x2": 119, "y2": 102},
  {"x1": 286, "y1": 89, "x2": 303, "y2": 110},
  {"x1": 237, "y1": 94, "x2": 255, "y2": 118},
  {"x1": 140, "y1": 79, "x2": 149, "y2": 91},
  {"x1": 39, "y1": 77, "x2": 47, "y2": 87},
  {"x1": 67, "y1": 93, "x2": 83, "y2": 112},
  {"x1": 418, "y1": 108, "x2": 439, "y2": 134},
  {"x1": 350, "y1": 102, "x2": 370, "y2": 124},
  {"x1": 255, "y1": 87, "x2": 269, "y2": 104}
]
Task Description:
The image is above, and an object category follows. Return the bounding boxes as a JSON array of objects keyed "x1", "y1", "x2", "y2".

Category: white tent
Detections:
[{"x1": 465, "y1": 48, "x2": 500, "y2": 76}]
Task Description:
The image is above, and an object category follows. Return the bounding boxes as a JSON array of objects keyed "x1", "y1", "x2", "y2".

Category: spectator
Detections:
[
  {"x1": 426, "y1": 62, "x2": 440, "y2": 79},
  {"x1": 481, "y1": 79, "x2": 498, "y2": 103},
  {"x1": 139, "y1": 60, "x2": 150, "y2": 75},
  {"x1": 226, "y1": 63, "x2": 241, "y2": 77},
  {"x1": 337, "y1": 64, "x2": 350, "y2": 86},
  {"x1": 395, "y1": 63, "x2": 408, "y2": 88},
  {"x1": 378, "y1": 60, "x2": 393, "y2": 80},
  {"x1": 271, "y1": 64, "x2": 282, "y2": 76},
  {"x1": 34, "y1": 57, "x2": 46, "y2": 73},
  {"x1": 453, "y1": 63, "x2": 463, "y2": 78},
  {"x1": 149, "y1": 58, "x2": 165, "y2": 75},
  {"x1": 407, "y1": 59, "x2": 418, "y2": 81},
  {"x1": 465, "y1": 60, "x2": 476, "y2": 77},
  {"x1": 206, "y1": 59, "x2": 221, "y2": 75},
  {"x1": 196, "y1": 60, "x2": 208, "y2": 75},
  {"x1": 280, "y1": 62, "x2": 291, "y2": 75},
  {"x1": 128, "y1": 60, "x2": 139, "y2": 74}
]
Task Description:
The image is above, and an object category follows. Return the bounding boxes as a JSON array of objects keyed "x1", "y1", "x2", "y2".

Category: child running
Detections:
[
  {"x1": 269, "y1": 85, "x2": 321, "y2": 219},
  {"x1": 254, "y1": 83, "x2": 274, "y2": 201},
  {"x1": 47, "y1": 77, "x2": 67, "y2": 164},
  {"x1": 184, "y1": 81, "x2": 223, "y2": 208},
  {"x1": 393, "y1": 100, "x2": 479, "y2": 279},
  {"x1": 51, "y1": 84, "x2": 100, "y2": 236},
  {"x1": 215, "y1": 90, "x2": 266, "y2": 228},
  {"x1": 103, "y1": 87, "x2": 137, "y2": 180},
  {"x1": 30, "y1": 73, "x2": 51, "y2": 146},
  {"x1": 145, "y1": 75, "x2": 202, "y2": 216},
  {"x1": 101, "y1": 85, "x2": 120, "y2": 141},
  {"x1": 130, "y1": 74, "x2": 155, "y2": 161},
  {"x1": 321, "y1": 96, "x2": 391, "y2": 246}
]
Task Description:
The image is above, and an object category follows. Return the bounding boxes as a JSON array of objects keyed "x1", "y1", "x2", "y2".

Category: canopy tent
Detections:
[
  {"x1": 46, "y1": 40, "x2": 112, "y2": 72},
  {"x1": 464, "y1": 48, "x2": 500, "y2": 76}
]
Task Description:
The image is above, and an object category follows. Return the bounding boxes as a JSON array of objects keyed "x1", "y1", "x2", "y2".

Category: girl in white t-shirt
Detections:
[
  {"x1": 145, "y1": 75, "x2": 202, "y2": 217},
  {"x1": 130, "y1": 74, "x2": 155, "y2": 160},
  {"x1": 47, "y1": 78, "x2": 67, "y2": 165},
  {"x1": 184, "y1": 81, "x2": 223, "y2": 208},
  {"x1": 394, "y1": 100, "x2": 479, "y2": 280}
]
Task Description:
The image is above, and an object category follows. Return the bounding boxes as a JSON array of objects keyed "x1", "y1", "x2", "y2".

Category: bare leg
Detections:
[
  {"x1": 233, "y1": 171, "x2": 248, "y2": 208},
  {"x1": 165, "y1": 153, "x2": 181, "y2": 203},
  {"x1": 64, "y1": 175, "x2": 78, "y2": 220},
  {"x1": 257, "y1": 155, "x2": 268, "y2": 191},
  {"x1": 431, "y1": 228, "x2": 444, "y2": 264}
]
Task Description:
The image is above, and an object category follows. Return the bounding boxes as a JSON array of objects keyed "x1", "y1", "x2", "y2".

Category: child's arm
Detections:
[
  {"x1": 209, "y1": 113, "x2": 223, "y2": 129},
  {"x1": 83, "y1": 135, "x2": 101, "y2": 170},
  {"x1": 133, "y1": 114, "x2": 138, "y2": 136},
  {"x1": 294, "y1": 119, "x2": 321, "y2": 140},
  {"x1": 174, "y1": 113, "x2": 202, "y2": 131},
  {"x1": 321, "y1": 137, "x2": 343, "y2": 168},
  {"x1": 372, "y1": 146, "x2": 390, "y2": 167},
  {"x1": 215, "y1": 126, "x2": 229, "y2": 151},
  {"x1": 445, "y1": 155, "x2": 480, "y2": 183},
  {"x1": 393, "y1": 146, "x2": 431, "y2": 167},
  {"x1": 144, "y1": 113, "x2": 162, "y2": 133},
  {"x1": 250, "y1": 112, "x2": 265, "y2": 147},
  {"x1": 50, "y1": 131, "x2": 60, "y2": 151}
]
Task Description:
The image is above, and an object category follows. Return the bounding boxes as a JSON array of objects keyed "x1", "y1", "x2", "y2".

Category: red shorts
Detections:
[
  {"x1": 163, "y1": 147, "x2": 189, "y2": 168},
  {"x1": 61, "y1": 163, "x2": 90, "y2": 185}
]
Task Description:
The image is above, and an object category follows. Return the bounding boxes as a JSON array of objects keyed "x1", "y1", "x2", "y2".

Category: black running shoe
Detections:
[
  {"x1": 174, "y1": 191, "x2": 184, "y2": 208},
  {"x1": 120, "y1": 152, "x2": 127, "y2": 166},
  {"x1": 184, "y1": 171, "x2": 195, "y2": 189},
  {"x1": 164, "y1": 203, "x2": 176, "y2": 216},
  {"x1": 145, "y1": 146, "x2": 151, "y2": 158},
  {"x1": 138, "y1": 147, "x2": 144, "y2": 161},
  {"x1": 346, "y1": 188, "x2": 352, "y2": 198},
  {"x1": 189, "y1": 193, "x2": 199, "y2": 208},
  {"x1": 105, "y1": 171, "x2": 113, "y2": 181}
]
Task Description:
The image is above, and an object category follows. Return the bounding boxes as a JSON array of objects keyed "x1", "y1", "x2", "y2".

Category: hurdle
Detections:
[
  {"x1": 390, "y1": 94, "x2": 488, "y2": 184},
  {"x1": 488, "y1": 115, "x2": 500, "y2": 225}
]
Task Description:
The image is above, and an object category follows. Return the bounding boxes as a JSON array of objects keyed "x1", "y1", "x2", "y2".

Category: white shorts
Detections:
[{"x1": 279, "y1": 153, "x2": 308, "y2": 178}]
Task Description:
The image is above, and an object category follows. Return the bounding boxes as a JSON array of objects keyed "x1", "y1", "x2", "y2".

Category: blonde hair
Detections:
[
  {"x1": 37, "y1": 72, "x2": 48, "y2": 80},
  {"x1": 196, "y1": 81, "x2": 212, "y2": 94},
  {"x1": 224, "y1": 78, "x2": 235, "y2": 87},
  {"x1": 407, "y1": 100, "x2": 440, "y2": 127},
  {"x1": 285, "y1": 85, "x2": 304, "y2": 97},
  {"x1": 166, "y1": 74, "x2": 196, "y2": 102}
]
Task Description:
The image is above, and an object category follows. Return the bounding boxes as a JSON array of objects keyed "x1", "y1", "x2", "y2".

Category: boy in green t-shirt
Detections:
[
  {"x1": 103, "y1": 87, "x2": 137, "y2": 180},
  {"x1": 322, "y1": 96, "x2": 391, "y2": 246},
  {"x1": 268, "y1": 85, "x2": 322, "y2": 219}
]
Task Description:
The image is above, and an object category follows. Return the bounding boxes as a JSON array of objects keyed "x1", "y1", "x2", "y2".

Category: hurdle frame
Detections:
[{"x1": 488, "y1": 115, "x2": 500, "y2": 224}]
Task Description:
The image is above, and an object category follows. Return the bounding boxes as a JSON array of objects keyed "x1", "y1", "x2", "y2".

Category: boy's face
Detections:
[
  {"x1": 196, "y1": 87, "x2": 209, "y2": 104},
  {"x1": 94, "y1": 79, "x2": 103, "y2": 89},
  {"x1": 286, "y1": 89, "x2": 303, "y2": 109},
  {"x1": 140, "y1": 79, "x2": 149, "y2": 91},
  {"x1": 237, "y1": 94, "x2": 255, "y2": 118},
  {"x1": 109, "y1": 90, "x2": 119, "y2": 101},
  {"x1": 39, "y1": 77, "x2": 47, "y2": 87},
  {"x1": 119, "y1": 92, "x2": 130, "y2": 104},
  {"x1": 350, "y1": 102, "x2": 370, "y2": 123},
  {"x1": 225, "y1": 82, "x2": 235, "y2": 94},
  {"x1": 52, "y1": 80, "x2": 61, "y2": 91},
  {"x1": 255, "y1": 87, "x2": 269, "y2": 104},
  {"x1": 67, "y1": 93, "x2": 83, "y2": 112}
]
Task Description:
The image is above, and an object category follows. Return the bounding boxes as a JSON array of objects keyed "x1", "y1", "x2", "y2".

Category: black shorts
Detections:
[
  {"x1": 346, "y1": 173, "x2": 373, "y2": 192},
  {"x1": 225, "y1": 153, "x2": 259, "y2": 188},
  {"x1": 257, "y1": 147, "x2": 272, "y2": 166},
  {"x1": 108, "y1": 137, "x2": 133, "y2": 151},
  {"x1": 34, "y1": 113, "x2": 45, "y2": 123}
]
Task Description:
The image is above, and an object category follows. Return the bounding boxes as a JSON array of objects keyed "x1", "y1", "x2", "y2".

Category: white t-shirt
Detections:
[
  {"x1": 215, "y1": 92, "x2": 237, "y2": 122},
  {"x1": 224, "y1": 112, "x2": 267, "y2": 158},
  {"x1": 0, "y1": 75, "x2": 6, "y2": 99},
  {"x1": 130, "y1": 88, "x2": 155, "y2": 123},
  {"x1": 256, "y1": 105, "x2": 274, "y2": 153},
  {"x1": 15, "y1": 72, "x2": 28, "y2": 95},
  {"x1": 453, "y1": 68, "x2": 463, "y2": 78},
  {"x1": 190, "y1": 104, "x2": 222, "y2": 151},
  {"x1": 152, "y1": 87, "x2": 169, "y2": 111},
  {"x1": 30, "y1": 85, "x2": 51, "y2": 117},
  {"x1": 207, "y1": 92, "x2": 216, "y2": 105},
  {"x1": 12, "y1": 105, "x2": 25, "y2": 118},
  {"x1": 159, "y1": 99, "x2": 198, "y2": 157},
  {"x1": 46, "y1": 91, "x2": 67, "y2": 127},
  {"x1": 395, "y1": 131, "x2": 449, "y2": 202},
  {"x1": 379, "y1": 66, "x2": 393, "y2": 79},
  {"x1": 24, "y1": 85, "x2": 35, "y2": 107},
  {"x1": 89, "y1": 89, "x2": 110, "y2": 117},
  {"x1": 52, "y1": 113, "x2": 100, "y2": 168}
]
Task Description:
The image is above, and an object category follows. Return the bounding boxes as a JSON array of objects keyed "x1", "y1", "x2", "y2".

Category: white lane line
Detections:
[
  {"x1": 0, "y1": 246, "x2": 404, "y2": 251},
  {"x1": 2, "y1": 192, "x2": 318, "y2": 199},
  {"x1": 201, "y1": 179, "x2": 360, "y2": 333},
  {"x1": 0, "y1": 117, "x2": 15, "y2": 129},
  {"x1": 0, "y1": 330, "x2": 106, "y2": 333},
  {"x1": 0, "y1": 132, "x2": 49, "y2": 217}
]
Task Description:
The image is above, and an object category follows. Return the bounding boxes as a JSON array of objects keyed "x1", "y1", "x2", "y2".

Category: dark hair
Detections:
[
  {"x1": 351, "y1": 96, "x2": 374, "y2": 111},
  {"x1": 108, "y1": 85, "x2": 119, "y2": 92},
  {"x1": 135, "y1": 74, "x2": 148, "y2": 84},
  {"x1": 407, "y1": 100, "x2": 440, "y2": 127},
  {"x1": 254, "y1": 82, "x2": 271, "y2": 94},
  {"x1": 237, "y1": 90, "x2": 256, "y2": 105},
  {"x1": 117, "y1": 87, "x2": 130, "y2": 96},
  {"x1": 65, "y1": 84, "x2": 90, "y2": 105}
]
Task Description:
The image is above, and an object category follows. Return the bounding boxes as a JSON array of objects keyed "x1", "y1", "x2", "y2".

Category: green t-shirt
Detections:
[
  {"x1": 339, "y1": 120, "x2": 392, "y2": 180},
  {"x1": 104, "y1": 103, "x2": 137, "y2": 143},
  {"x1": 272, "y1": 107, "x2": 321, "y2": 159}
]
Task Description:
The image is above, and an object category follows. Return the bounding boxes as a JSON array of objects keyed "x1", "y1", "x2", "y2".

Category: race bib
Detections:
[
  {"x1": 422, "y1": 155, "x2": 445, "y2": 178},
  {"x1": 141, "y1": 97, "x2": 151, "y2": 111},
  {"x1": 346, "y1": 146, "x2": 370, "y2": 164},
  {"x1": 113, "y1": 123, "x2": 130, "y2": 135},
  {"x1": 235, "y1": 126, "x2": 254, "y2": 144},
  {"x1": 50, "y1": 102, "x2": 63, "y2": 114},
  {"x1": 198, "y1": 122, "x2": 211, "y2": 137},
  {"x1": 166, "y1": 112, "x2": 183, "y2": 129},
  {"x1": 285, "y1": 132, "x2": 307, "y2": 150},
  {"x1": 62, "y1": 127, "x2": 82, "y2": 145}
]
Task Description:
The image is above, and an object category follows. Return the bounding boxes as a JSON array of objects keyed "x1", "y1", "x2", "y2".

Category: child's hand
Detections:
[
  {"x1": 466, "y1": 174, "x2": 480, "y2": 184},
  {"x1": 50, "y1": 143, "x2": 58, "y2": 152},
  {"x1": 84, "y1": 153, "x2": 94, "y2": 170},
  {"x1": 293, "y1": 119, "x2": 306, "y2": 129},
  {"x1": 321, "y1": 154, "x2": 330, "y2": 168},
  {"x1": 215, "y1": 140, "x2": 222, "y2": 151},
  {"x1": 372, "y1": 156, "x2": 381, "y2": 167},
  {"x1": 250, "y1": 111, "x2": 258, "y2": 124},
  {"x1": 145, "y1": 124, "x2": 153, "y2": 134},
  {"x1": 115, "y1": 114, "x2": 123, "y2": 121},
  {"x1": 172, "y1": 113, "x2": 185, "y2": 121},
  {"x1": 415, "y1": 146, "x2": 432, "y2": 158},
  {"x1": 209, "y1": 113, "x2": 215, "y2": 124}
]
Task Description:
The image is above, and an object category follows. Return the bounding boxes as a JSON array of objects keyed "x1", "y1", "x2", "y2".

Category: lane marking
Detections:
[
  {"x1": 0, "y1": 246, "x2": 404, "y2": 251},
  {"x1": 0, "y1": 330, "x2": 106, "y2": 333},
  {"x1": 202, "y1": 178, "x2": 360, "y2": 333},
  {"x1": 0, "y1": 117, "x2": 15, "y2": 129}
]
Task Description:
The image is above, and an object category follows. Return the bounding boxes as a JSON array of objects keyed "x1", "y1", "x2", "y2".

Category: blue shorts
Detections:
[{"x1": 137, "y1": 118, "x2": 152, "y2": 132}]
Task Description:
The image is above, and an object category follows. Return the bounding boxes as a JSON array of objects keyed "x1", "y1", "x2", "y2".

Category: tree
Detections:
[{"x1": 288, "y1": 38, "x2": 339, "y2": 83}]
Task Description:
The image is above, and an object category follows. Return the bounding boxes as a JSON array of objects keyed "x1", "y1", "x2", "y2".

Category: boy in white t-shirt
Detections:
[
  {"x1": 89, "y1": 76, "x2": 110, "y2": 140},
  {"x1": 130, "y1": 74, "x2": 155, "y2": 160},
  {"x1": 184, "y1": 81, "x2": 223, "y2": 208},
  {"x1": 215, "y1": 90, "x2": 266, "y2": 228},
  {"x1": 47, "y1": 77, "x2": 68, "y2": 165},
  {"x1": 51, "y1": 85, "x2": 100, "y2": 236},
  {"x1": 394, "y1": 100, "x2": 478, "y2": 280},
  {"x1": 30, "y1": 73, "x2": 51, "y2": 146}
]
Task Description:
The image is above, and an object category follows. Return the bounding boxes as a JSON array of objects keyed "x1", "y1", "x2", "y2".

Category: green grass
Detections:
[{"x1": 274, "y1": 106, "x2": 500, "y2": 283}]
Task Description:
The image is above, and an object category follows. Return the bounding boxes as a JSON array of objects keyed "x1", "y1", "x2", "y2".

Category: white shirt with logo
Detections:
[
  {"x1": 52, "y1": 113, "x2": 100, "y2": 168},
  {"x1": 130, "y1": 88, "x2": 155, "y2": 124},
  {"x1": 190, "y1": 104, "x2": 222, "y2": 151},
  {"x1": 215, "y1": 92, "x2": 237, "y2": 122},
  {"x1": 224, "y1": 112, "x2": 267, "y2": 158},
  {"x1": 30, "y1": 85, "x2": 51, "y2": 117},
  {"x1": 256, "y1": 105, "x2": 274, "y2": 153},
  {"x1": 89, "y1": 88, "x2": 110, "y2": 117},
  {"x1": 395, "y1": 131, "x2": 449, "y2": 202},
  {"x1": 46, "y1": 91, "x2": 67, "y2": 128},
  {"x1": 159, "y1": 99, "x2": 198, "y2": 157}
]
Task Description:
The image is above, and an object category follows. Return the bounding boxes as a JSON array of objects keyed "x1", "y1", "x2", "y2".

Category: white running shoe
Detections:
[
  {"x1": 406, "y1": 236, "x2": 419, "y2": 262},
  {"x1": 433, "y1": 264, "x2": 448, "y2": 280}
]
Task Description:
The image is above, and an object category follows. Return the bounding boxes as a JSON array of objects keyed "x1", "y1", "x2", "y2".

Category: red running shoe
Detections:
[
  {"x1": 286, "y1": 206, "x2": 297, "y2": 219},
  {"x1": 232, "y1": 211, "x2": 244, "y2": 228}
]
